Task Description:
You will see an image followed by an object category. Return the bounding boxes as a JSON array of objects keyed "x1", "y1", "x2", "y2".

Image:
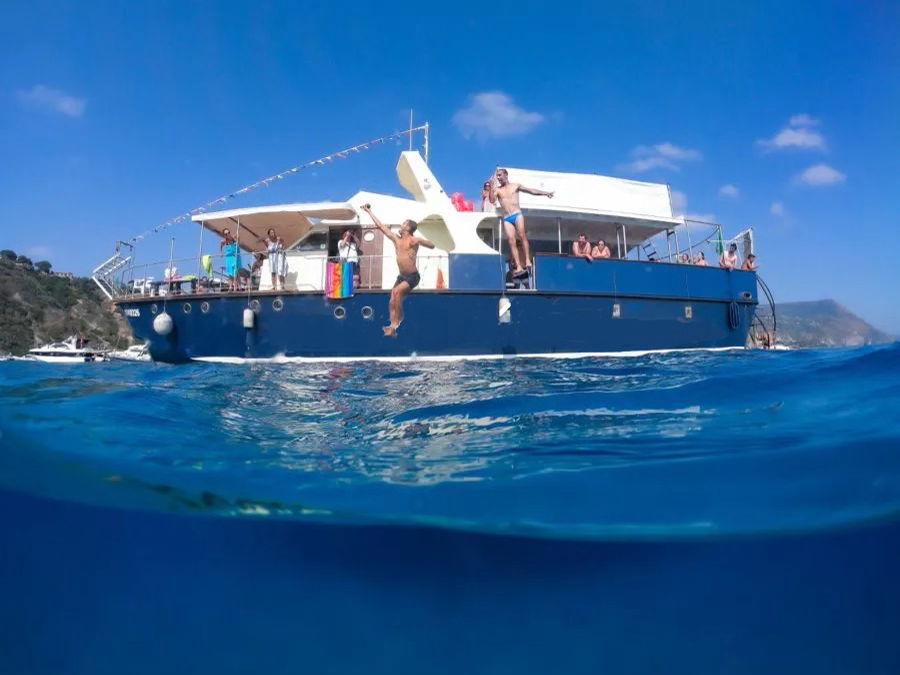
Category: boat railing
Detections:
[{"x1": 113, "y1": 252, "x2": 449, "y2": 299}]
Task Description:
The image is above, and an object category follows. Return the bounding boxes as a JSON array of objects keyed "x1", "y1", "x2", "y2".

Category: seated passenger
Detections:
[
  {"x1": 719, "y1": 243, "x2": 739, "y2": 269},
  {"x1": 591, "y1": 239, "x2": 611, "y2": 258},
  {"x1": 571, "y1": 233, "x2": 593, "y2": 261},
  {"x1": 680, "y1": 254, "x2": 691, "y2": 264},
  {"x1": 694, "y1": 252, "x2": 708, "y2": 266},
  {"x1": 250, "y1": 253, "x2": 266, "y2": 290},
  {"x1": 742, "y1": 253, "x2": 758, "y2": 271}
]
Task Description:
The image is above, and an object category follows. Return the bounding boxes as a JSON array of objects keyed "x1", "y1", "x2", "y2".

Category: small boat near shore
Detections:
[
  {"x1": 27, "y1": 337, "x2": 106, "y2": 363},
  {"x1": 106, "y1": 344, "x2": 151, "y2": 362}
]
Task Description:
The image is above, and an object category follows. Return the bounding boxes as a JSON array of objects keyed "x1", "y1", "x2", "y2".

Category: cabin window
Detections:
[{"x1": 296, "y1": 231, "x2": 328, "y2": 252}]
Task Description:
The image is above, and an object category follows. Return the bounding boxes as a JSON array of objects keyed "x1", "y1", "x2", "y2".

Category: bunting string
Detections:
[{"x1": 127, "y1": 125, "x2": 428, "y2": 244}]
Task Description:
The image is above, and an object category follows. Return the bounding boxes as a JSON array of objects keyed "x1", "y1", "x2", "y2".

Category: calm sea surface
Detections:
[{"x1": 1, "y1": 345, "x2": 899, "y2": 674}]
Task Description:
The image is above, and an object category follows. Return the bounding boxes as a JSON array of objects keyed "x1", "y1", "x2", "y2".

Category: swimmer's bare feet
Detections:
[{"x1": 382, "y1": 325, "x2": 397, "y2": 338}]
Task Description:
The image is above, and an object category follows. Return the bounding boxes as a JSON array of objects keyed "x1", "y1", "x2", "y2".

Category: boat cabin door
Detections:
[{"x1": 357, "y1": 227, "x2": 384, "y2": 289}]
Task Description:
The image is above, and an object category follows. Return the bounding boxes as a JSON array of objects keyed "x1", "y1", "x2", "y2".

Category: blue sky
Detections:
[{"x1": 2, "y1": 0, "x2": 898, "y2": 332}]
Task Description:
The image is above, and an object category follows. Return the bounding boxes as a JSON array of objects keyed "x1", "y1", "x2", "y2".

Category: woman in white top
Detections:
[{"x1": 265, "y1": 228, "x2": 287, "y2": 290}]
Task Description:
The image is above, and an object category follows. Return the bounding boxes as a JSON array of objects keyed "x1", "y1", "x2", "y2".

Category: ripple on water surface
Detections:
[{"x1": 1, "y1": 344, "x2": 899, "y2": 540}]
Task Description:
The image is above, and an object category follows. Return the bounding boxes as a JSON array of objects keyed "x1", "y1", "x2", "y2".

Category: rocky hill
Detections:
[
  {"x1": 0, "y1": 257, "x2": 131, "y2": 355},
  {"x1": 756, "y1": 300, "x2": 894, "y2": 348}
]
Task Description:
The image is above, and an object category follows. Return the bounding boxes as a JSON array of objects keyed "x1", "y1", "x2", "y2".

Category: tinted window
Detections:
[{"x1": 296, "y1": 231, "x2": 328, "y2": 251}]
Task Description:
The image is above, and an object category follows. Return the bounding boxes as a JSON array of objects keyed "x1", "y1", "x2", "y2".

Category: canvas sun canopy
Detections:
[{"x1": 192, "y1": 202, "x2": 357, "y2": 252}]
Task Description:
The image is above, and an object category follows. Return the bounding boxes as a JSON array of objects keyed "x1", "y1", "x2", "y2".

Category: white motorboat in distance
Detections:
[
  {"x1": 106, "y1": 344, "x2": 151, "y2": 362},
  {"x1": 27, "y1": 336, "x2": 107, "y2": 363}
]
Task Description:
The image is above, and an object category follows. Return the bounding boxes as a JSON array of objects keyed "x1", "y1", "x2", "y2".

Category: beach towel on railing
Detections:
[{"x1": 325, "y1": 261, "x2": 355, "y2": 299}]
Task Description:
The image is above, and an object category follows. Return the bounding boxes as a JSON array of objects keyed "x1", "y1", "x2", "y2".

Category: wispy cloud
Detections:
[
  {"x1": 25, "y1": 245, "x2": 53, "y2": 259},
  {"x1": 16, "y1": 84, "x2": 86, "y2": 118},
  {"x1": 757, "y1": 114, "x2": 825, "y2": 152},
  {"x1": 788, "y1": 113, "x2": 818, "y2": 127},
  {"x1": 452, "y1": 91, "x2": 544, "y2": 141},
  {"x1": 794, "y1": 163, "x2": 846, "y2": 187},
  {"x1": 770, "y1": 201, "x2": 787, "y2": 216},
  {"x1": 670, "y1": 190, "x2": 715, "y2": 223},
  {"x1": 618, "y1": 142, "x2": 702, "y2": 174},
  {"x1": 719, "y1": 184, "x2": 740, "y2": 198}
]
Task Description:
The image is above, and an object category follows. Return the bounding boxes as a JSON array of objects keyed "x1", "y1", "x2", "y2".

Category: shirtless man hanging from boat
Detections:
[
  {"x1": 360, "y1": 203, "x2": 435, "y2": 338},
  {"x1": 489, "y1": 168, "x2": 554, "y2": 277}
]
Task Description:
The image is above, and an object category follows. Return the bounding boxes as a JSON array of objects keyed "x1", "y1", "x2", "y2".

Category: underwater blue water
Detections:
[{"x1": 1, "y1": 345, "x2": 899, "y2": 674}]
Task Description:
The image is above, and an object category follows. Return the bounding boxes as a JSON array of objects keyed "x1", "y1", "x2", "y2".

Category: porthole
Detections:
[
  {"x1": 272, "y1": 298, "x2": 284, "y2": 312},
  {"x1": 363, "y1": 231, "x2": 376, "y2": 242},
  {"x1": 200, "y1": 302, "x2": 210, "y2": 313},
  {"x1": 741, "y1": 291, "x2": 752, "y2": 301},
  {"x1": 334, "y1": 306, "x2": 346, "y2": 320},
  {"x1": 182, "y1": 303, "x2": 192, "y2": 314},
  {"x1": 361, "y1": 306, "x2": 373, "y2": 320},
  {"x1": 249, "y1": 299, "x2": 261, "y2": 311},
  {"x1": 151, "y1": 303, "x2": 159, "y2": 315}
]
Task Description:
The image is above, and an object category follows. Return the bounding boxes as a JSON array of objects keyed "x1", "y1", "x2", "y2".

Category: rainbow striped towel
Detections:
[{"x1": 325, "y1": 261, "x2": 354, "y2": 299}]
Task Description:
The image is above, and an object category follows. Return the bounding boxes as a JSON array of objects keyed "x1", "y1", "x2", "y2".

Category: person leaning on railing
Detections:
[
  {"x1": 265, "y1": 228, "x2": 287, "y2": 291},
  {"x1": 219, "y1": 228, "x2": 241, "y2": 291},
  {"x1": 338, "y1": 229, "x2": 360, "y2": 287}
]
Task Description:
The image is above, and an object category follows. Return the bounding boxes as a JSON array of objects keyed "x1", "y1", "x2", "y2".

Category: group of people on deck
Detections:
[
  {"x1": 217, "y1": 227, "x2": 288, "y2": 292},
  {"x1": 572, "y1": 235, "x2": 757, "y2": 271},
  {"x1": 210, "y1": 166, "x2": 757, "y2": 339},
  {"x1": 571, "y1": 234, "x2": 612, "y2": 261}
]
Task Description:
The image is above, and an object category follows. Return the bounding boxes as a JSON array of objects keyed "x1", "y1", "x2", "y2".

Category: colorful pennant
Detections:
[{"x1": 128, "y1": 125, "x2": 428, "y2": 243}]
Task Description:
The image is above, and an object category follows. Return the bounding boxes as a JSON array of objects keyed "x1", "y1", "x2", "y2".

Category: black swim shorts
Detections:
[{"x1": 394, "y1": 271, "x2": 420, "y2": 290}]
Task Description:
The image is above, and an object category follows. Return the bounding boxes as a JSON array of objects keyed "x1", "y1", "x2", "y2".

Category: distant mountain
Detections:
[
  {"x1": 0, "y1": 258, "x2": 131, "y2": 355},
  {"x1": 756, "y1": 299, "x2": 895, "y2": 348}
]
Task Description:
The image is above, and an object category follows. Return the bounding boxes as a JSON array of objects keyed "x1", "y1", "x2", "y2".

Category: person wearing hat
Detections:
[
  {"x1": 742, "y1": 253, "x2": 758, "y2": 271},
  {"x1": 719, "y1": 242, "x2": 739, "y2": 269}
]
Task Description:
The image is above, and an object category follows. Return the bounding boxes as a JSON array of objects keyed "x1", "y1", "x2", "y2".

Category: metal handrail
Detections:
[{"x1": 113, "y1": 252, "x2": 449, "y2": 299}]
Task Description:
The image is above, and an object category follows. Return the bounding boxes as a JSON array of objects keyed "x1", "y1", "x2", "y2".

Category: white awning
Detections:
[{"x1": 192, "y1": 202, "x2": 357, "y2": 252}]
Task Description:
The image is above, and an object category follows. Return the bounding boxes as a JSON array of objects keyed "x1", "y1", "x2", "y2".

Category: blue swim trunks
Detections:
[{"x1": 503, "y1": 211, "x2": 521, "y2": 225}]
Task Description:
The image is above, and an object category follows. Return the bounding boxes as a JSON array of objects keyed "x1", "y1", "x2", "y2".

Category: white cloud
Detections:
[
  {"x1": 757, "y1": 114, "x2": 826, "y2": 152},
  {"x1": 719, "y1": 184, "x2": 740, "y2": 198},
  {"x1": 16, "y1": 84, "x2": 86, "y2": 118},
  {"x1": 623, "y1": 156, "x2": 679, "y2": 172},
  {"x1": 789, "y1": 113, "x2": 818, "y2": 127},
  {"x1": 670, "y1": 190, "x2": 688, "y2": 214},
  {"x1": 618, "y1": 142, "x2": 702, "y2": 173},
  {"x1": 669, "y1": 190, "x2": 716, "y2": 223},
  {"x1": 794, "y1": 163, "x2": 846, "y2": 186},
  {"x1": 452, "y1": 91, "x2": 544, "y2": 141},
  {"x1": 646, "y1": 142, "x2": 702, "y2": 161},
  {"x1": 25, "y1": 245, "x2": 53, "y2": 259},
  {"x1": 758, "y1": 127, "x2": 826, "y2": 152},
  {"x1": 770, "y1": 201, "x2": 786, "y2": 216}
]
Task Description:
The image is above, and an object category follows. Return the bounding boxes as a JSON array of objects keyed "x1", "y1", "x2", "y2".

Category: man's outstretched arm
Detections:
[
  {"x1": 518, "y1": 184, "x2": 555, "y2": 198},
  {"x1": 416, "y1": 237, "x2": 436, "y2": 249},
  {"x1": 360, "y1": 204, "x2": 397, "y2": 243}
]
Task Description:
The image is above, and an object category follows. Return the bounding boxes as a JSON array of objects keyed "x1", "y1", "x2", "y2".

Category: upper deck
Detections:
[{"x1": 101, "y1": 150, "x2": 754, "y2": 301}]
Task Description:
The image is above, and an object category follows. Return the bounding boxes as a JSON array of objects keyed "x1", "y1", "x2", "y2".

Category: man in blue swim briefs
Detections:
[{"x1": 489, "y1": 168, "x2": 554, "y2": 277}]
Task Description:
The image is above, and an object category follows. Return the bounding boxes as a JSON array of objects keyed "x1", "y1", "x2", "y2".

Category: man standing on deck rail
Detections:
[
  {"x1": 359, "y1": 204, "x2": 435, "y2": 338},
  {"x1": 489, "y1": 168, "x2": 554, "y2": 278}
]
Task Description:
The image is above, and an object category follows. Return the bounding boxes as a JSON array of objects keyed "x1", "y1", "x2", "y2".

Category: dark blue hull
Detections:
[{"x1": 119, "y1": 290, "x2": 756, "y2": 363}]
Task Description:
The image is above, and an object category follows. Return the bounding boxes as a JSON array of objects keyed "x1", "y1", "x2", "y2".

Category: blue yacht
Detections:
[{"x1": 106, "y1": 151, "x2": 763, "y2": 363}]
